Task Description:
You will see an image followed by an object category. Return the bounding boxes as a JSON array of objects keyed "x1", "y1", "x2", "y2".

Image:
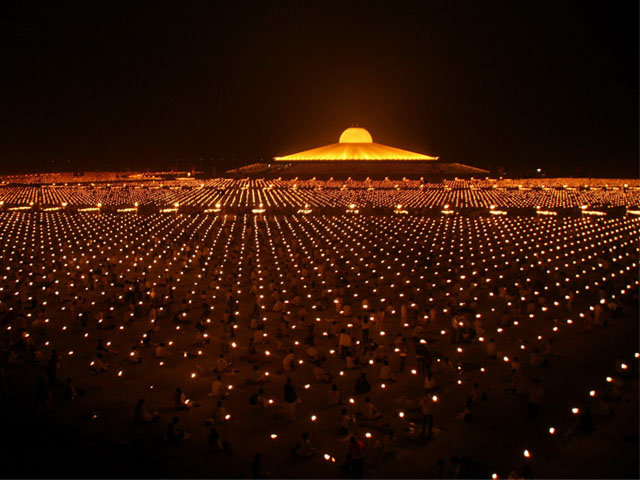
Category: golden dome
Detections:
[{"x1": 339, "y1": 127, "x2": 373, "y2": 144}]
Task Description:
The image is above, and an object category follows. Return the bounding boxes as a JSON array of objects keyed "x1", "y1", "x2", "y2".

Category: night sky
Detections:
[{"x1": 1, "y1": 1, "x2": 637, "y2": 177}]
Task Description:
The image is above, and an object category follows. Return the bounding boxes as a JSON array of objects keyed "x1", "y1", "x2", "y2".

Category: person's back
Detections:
[
  {"x1": 154, "y1": 344, "x2": 169, "y2": 358},
  {"x1": 486, "y1": 340, "x2": 497, "y2": 357},
  {"x1": 215, "y1": 356, "x2": 229, "y2": 372},
  {"x1": 362, "y1": 401, "x2": 376, "y2": 420},
  {"x1": 355, "y1": 374, "x2": 371, "y2": 394},
  {"x1": 424, "y1": 374, "x2": 436, "y2": 391},
  {"x1": 293, "y1": 432, "x2": 314, "y2": 457},
  {"x1": 167, "y1": 417, "x2": 183, "y2": 443},
  {"x1": 135, "y1": 400, "x2": 150, "y2": 423},
  {"x1": 213, "y1": 404, "x2": 228, "y2": 423},
  {"x1": 329, "y1": 385, "x2": 341, "y2": 406},
  {"x1": 282, "y1": 352, "x2": 295, "y2": 371},
  {"x1": 208, "y1": 427, "x2": 223, "y2": 452},
  {"x1": 211, "y1": 378, "x2": 225, "y2": 397},
  {"x1": 380, "y1": 364, "x2": 393, "y2": 381},
  {"x1": 346, "y1": 355, "x2": 358, "y2": 369}
]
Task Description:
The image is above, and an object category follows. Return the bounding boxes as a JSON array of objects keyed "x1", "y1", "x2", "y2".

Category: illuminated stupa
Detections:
[
  {"x1": 228, "y1": 126, "x2": 488, "y2": 178},
  {"x1": 274, "y1": 127, "x2": 439, "y2": 162}
]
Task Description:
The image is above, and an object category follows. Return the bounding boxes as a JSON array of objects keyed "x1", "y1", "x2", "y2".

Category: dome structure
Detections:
[
  {"x1": 339, "y1": 127, "x2": 373, "y2": 144},
  {"x1": 275, "y1": 127, "x2": 438, "y2": 162}
]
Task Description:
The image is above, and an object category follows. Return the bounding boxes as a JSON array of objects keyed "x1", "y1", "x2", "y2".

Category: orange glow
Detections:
[
  {"x1": 274, "y1": 127, "x2": 439, "y2": 161},
  {"x1": 339, "y1": 127, "x2": 373, "y2": 143}
]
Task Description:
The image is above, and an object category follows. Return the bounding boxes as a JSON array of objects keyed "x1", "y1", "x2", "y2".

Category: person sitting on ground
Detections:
[
  {"x1": 173, "y1": 387, "x2": 191, "y2": 410},
  {"x1": 361, "y1": 397, "x2": 382, "y2": 421},
  {"x1": 90, "y1": 352, "x2": 109, "y2": 373},
  {"x1": 96, "y1": 338, "x2": 117, "y2": 356},
  {"x1": 340, "y1": 408, "x2": 355, "y2": 435},
  {"x1": 457, "y1": 397, "x2": 473, "y2": 422},
  {"x1": 213, "y1": 354, "x2": 231, "y2": 373},
  {"x1": 354, "y1": 372, "x2": 371, "y2": 395},
  {"x1": 345, "y1": 350, "x2": 361, "y2": 369},
  {"x1": 379, "y1": 360, "x2": 397, "y2": 382},
  {"x1": 134, "y1": 398, "x2": 159, "y2": 424},
  {"x1": 291, "y1": 431, "x2": 315, "y2": 457},
  {"x1": 305, "y1": 345, "x2": 324, "y2": 363},
  {"x1": 344, "y1": 435, "x2": 365, "y2": 477},
  {"x1": 282, "y1": 349, "x2": 296, "y2": 371},
  {"x1": 249, "y1": 365, "x2": 268, "y2": 384},
  {"x1": 210, "y1": 375, "x2": 227, "y2": 398},
  {"x1": 424, "y1": 372, "x2": 436, "y2": 392},
  {"x1": 154, "y1": 342, "x2": 172, "y2": 358},
  {"x1": 339, "y1": 329, "x2": 352, "y2": 357},
  {"x1": 328, "y1": 383, "x2": 341, "y2": 407},
  {"x1": 208, "y1": 426, "x2": 224, "y2": 453},
  {"x1": 63, "y1": 377, "x2": 80, "y2": 400},
  {"x1": 486, "y1": 338, "x2": 498, "y2": 358},
  {"x1": 313, "y1": 363, "x2": 331, "y2": 383},
  {"x1": 194, "y1": 330, "x2": 209, "y2": 346},
  {"x1": 529, "y1": 348, "x2": 543, "y2": 367},
  {"x1": 249, "y1": 388, "x2": 266, "y2": 410},
  {"x1": 212, "y1": 400, "x2": 229, "y2": 424},
  {"x1": 125, "y1": 345, "x2": 143, "y2": 364},
  {"x1": 166, "y1": 416, "x2": 185, "y2": 444}
]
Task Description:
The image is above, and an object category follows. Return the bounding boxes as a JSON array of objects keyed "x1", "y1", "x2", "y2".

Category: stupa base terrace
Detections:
[{"x1": 227, "y1": 160, "x2": 488, "y2": 180}]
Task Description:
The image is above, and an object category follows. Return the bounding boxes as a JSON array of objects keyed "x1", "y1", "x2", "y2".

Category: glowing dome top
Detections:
[{"x1": 339, "y1": 127, "x2": 373, "y2": 144}]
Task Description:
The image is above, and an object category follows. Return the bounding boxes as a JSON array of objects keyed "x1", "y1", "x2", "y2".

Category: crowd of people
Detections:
[
  {"x1": 0, "y1": 176, "x2": 638, "y2": 211},
  {"x1": 0, "y1": 181, "x2": 637, "y2": 477}
]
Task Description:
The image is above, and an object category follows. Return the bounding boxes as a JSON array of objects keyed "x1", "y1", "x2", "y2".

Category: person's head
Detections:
[
  {"x1": 176, "y1": 387, "x2": 182, "y2": 393},
  {"x1": 365, "y1": 397, "x2": 371, "y2": 403},
  {"x1": 286, "y1": 377, "x2": 292, "y2": 384},
  {"x1": 137, "y1": 399, "x2": 144, "y2": 407},
  {"x1": 216, "y1": 400, "x2": 222, "y2": 407},
  {"x1": 258, "y1": 388, "x2": 263, "y2": 394},
  {"x1": 217, "y1": 375, "x2": 221, "y2": 381},
  {"x1": 301, "y1": 431, "x2": 309, "y2": 439},
  {"x1": 332, "y1": 383, "x2": 338, "y2": 391},
  {"x1": 171, "y1": 416, "x2": 178, "y2": 424}
]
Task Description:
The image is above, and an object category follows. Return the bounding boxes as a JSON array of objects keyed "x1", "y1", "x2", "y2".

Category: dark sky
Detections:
[{"x1": 1, "y1": 1, "x2": 637, "y2": 177}]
